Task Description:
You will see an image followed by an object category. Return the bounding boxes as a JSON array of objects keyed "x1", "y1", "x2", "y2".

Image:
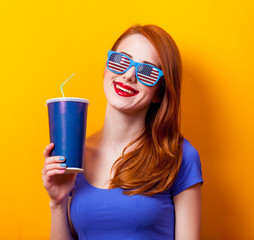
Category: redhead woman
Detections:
[{"x1": 42, "y1": 24, "x2": 203, "y2": 240}]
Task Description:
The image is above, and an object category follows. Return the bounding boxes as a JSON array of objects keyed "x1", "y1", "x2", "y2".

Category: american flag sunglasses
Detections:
[{"x1": 107, "y1": 50, "x2": 164, "y2": 87}]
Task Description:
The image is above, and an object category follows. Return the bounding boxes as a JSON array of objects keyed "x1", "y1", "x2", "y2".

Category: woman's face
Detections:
[{"x1": 103, "y1": 33, "x2": 162, "y2": 115}]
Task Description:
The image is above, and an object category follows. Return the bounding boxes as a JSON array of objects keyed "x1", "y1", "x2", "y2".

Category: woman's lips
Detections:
[{"x1": 113, "y1": 81, "x2": 139, "y2": 97}]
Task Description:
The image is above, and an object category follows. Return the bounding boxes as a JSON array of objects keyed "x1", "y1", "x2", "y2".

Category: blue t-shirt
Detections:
[{"x1": 70, "y1": 138, "x2": 203, "y2": 240}]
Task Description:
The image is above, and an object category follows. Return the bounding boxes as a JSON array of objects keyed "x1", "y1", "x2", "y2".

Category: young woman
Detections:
[{"x1": 42, "y1": 24, "x2": 203, "y2": 240}]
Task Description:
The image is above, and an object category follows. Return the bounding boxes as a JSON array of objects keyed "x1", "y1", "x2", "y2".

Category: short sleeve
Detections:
[{"x1": 171, "y1": 138, "x2": 204, "y2": 197}]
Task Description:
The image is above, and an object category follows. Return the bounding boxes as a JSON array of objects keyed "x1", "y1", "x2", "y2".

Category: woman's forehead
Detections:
[{"x1": 115, "y1": 34, "x2": 160, "y2": 66}]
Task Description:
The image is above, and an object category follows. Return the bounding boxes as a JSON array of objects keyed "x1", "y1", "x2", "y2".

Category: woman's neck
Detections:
[{"x1": 100, "y1": 103, "x2": 146, "y2": 151}]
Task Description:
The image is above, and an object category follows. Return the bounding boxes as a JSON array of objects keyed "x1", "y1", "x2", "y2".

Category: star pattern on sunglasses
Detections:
[
  {"x1": 107, "y1": 51, "x2": 163, "y2": 86},
  {"x1": 137, "y1": 65, "x2": 159, "y2": 85},
  {"x1": 108, "y1": 54, "x2": 130, "y2": 72}
]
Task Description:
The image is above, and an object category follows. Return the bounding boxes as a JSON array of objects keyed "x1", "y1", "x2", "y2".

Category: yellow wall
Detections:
[{"x1": 0, "y1": 0, "x2": 253, "y2": 239}]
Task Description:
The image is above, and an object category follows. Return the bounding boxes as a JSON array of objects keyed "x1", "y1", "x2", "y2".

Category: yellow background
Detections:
[{"x1": 0, "y1": 0, "x2": 253, "y2": 239}]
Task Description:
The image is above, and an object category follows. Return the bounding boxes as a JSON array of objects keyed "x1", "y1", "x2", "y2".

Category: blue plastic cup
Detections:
[{"x1": 46, "y1": 97, "x2": 89, "y2": 173}]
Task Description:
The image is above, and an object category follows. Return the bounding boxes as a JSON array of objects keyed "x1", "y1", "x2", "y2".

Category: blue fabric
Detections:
[{"x1": 70, "y1": 138, "x2": 204, "y2": 240}]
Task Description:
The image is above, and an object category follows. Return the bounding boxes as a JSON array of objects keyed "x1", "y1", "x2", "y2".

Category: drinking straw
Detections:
[{"x1": 60, "y1": 73, "x2": 75, "y2": 97}]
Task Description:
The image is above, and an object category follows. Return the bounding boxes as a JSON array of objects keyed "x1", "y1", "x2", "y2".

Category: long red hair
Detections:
[{"x1": 109, "y1": 24, "x2": 184, "y2": 196}]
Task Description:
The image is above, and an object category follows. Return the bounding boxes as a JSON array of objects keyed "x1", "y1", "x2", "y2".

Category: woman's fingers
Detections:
[
  {"x1": 45, "y1": 155, "x2": 65, "y2": 165},
  {"x1": 43, "y1": 168, "x2": 66, "y2": 179},
  {"x1": 42, "y1": 169, "x2": 66, "y2": 190},
  {"x1": 42, "y1": 144, "x2": 77, "y2": 203},
  {"x1": 42, "y1": 155, "x2": 65, "y2": 174},
  {"x1": 42, "y1": 163, "x2": 67, "y2": 185},
  {"x1": 42, "y1": 143, "x2": 66, "y2": 177},
  {"x1": 43, "y1": 143, "x2": 55, "y2": 159},
  {"x1": 44, "y1": 163, "x2": 66, "y2": 173},
  {"x1": 43, "y1": 160, "x2": 66, "y2": 176}
]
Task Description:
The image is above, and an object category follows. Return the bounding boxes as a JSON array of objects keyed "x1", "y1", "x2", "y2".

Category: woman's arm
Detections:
[
  {"x1": 173, "y1": 183, "x2": 202, "y2": 240},
  {"x1": 50, "y1": 200, "x2": 74, "y2": 240},
  {"x1": 42, "y1": 143, "x2": 76, "y2": 240}
]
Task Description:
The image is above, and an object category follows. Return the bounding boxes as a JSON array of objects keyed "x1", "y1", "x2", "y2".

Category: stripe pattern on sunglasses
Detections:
[
  {"x1": 108, "y1": 53, "x2": 130, "y2": 72},
  {"x1": 137, "y1": 65, "x2": 159, "y2": 85}
]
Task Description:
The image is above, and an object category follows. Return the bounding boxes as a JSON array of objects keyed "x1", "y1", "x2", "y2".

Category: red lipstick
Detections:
[{"x1": 113, "y1": 81, "x2": 139, "y2": 97}]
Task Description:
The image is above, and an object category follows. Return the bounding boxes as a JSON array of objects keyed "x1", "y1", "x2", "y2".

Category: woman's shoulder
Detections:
[
  {"x1": 180, "y1": 138, "x2": 202, "y2": 174},
  {"x1": 170, "y1": 138, "x2": 203, "y2": 196},
  {"x1": 85, "y1": 130, "x2": 102, "y2": 154},
  {"x1": 86, "y1": 130, "x2": 101, "y2": 144},
  {"x1": 182, "y1": 138, "x2": 200, "y2": 161}
]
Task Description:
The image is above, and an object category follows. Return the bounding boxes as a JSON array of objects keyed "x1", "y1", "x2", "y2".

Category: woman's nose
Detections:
[{"x1": 122, "y1": 66, "x2": 136, "y2": 83}]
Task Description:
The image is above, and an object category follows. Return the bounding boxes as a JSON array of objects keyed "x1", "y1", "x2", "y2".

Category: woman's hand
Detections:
[{"x1": 42, "y1": 143, "x2": 77, "y2": 207}]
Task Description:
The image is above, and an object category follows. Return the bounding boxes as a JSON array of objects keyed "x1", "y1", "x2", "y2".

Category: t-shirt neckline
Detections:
[{"x1": 80, "y1": 173, "x2": 117, "y2": 191}]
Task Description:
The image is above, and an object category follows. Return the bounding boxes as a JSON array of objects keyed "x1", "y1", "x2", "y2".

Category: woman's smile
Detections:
[
  {"x1": 103, "y1": 34, "x2": 162, "y2": 114},
  {"x1": 43, "y1": 24, "x2": 203, "y2": 240},
  {"x1": 113, "y1": 81, "x2": 139, "y2": 97}
]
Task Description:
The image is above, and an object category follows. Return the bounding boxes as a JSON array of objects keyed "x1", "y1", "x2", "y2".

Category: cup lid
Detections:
[{"x1": 46, "y1": 97, "x2": 89, "y2": 105}]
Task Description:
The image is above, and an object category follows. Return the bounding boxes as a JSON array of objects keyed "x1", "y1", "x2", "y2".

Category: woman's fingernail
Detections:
[
  {"x1": 59, "y1": 157, "x2": 65, "y2": 161},
  {"x1": 60, "y1": 163, "x2": 66, "y2": 167}
]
